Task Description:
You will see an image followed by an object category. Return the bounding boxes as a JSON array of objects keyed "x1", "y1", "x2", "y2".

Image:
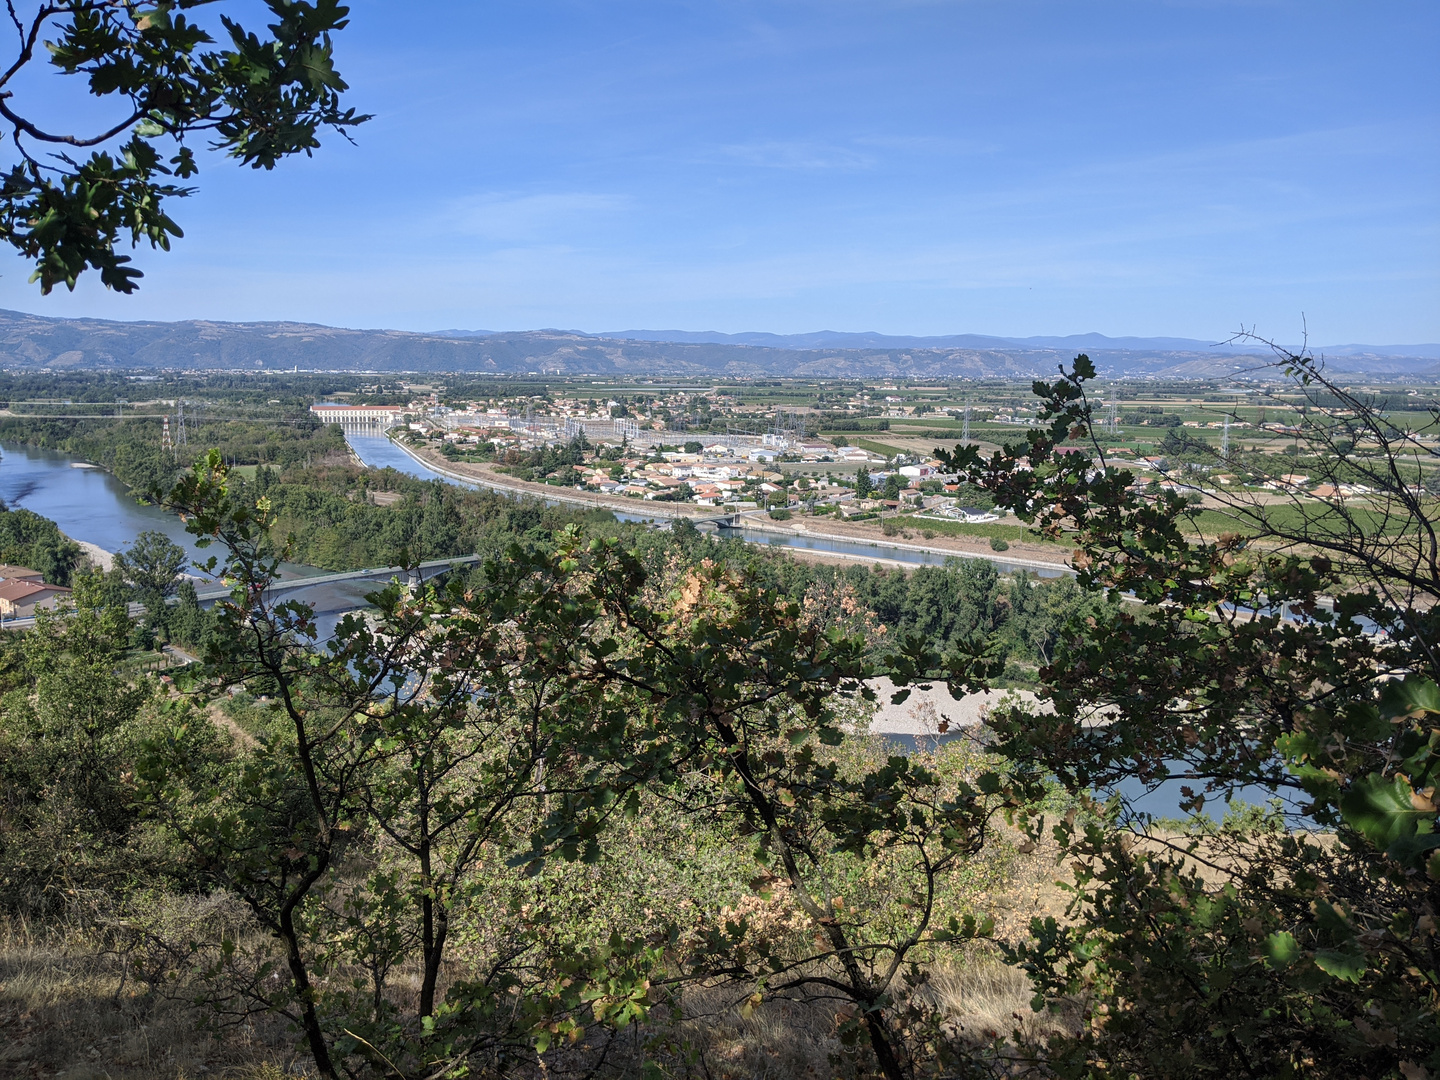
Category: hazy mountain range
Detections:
[
  {"x1": 574, "y1": 329, "x2": 1440, "y2": 359},
  {"x1": 2, "y1": 309, "x2": 1435, "y2": 379}
]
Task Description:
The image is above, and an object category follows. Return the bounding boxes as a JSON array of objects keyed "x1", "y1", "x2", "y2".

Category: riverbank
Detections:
[
  {"x1": 73, "y1": 538, "x2": 113, "y2": 571},
  {"x1": 0, "y1": 442, "x2": 333, "y2": 586},
  {"x1": 389, "y1": 437, "x2": 1074, "y2": 576}
]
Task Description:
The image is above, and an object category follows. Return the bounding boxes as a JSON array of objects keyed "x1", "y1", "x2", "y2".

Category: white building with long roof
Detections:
[{"x1": 309, "y1": 404, "x2": 408, "y2": 428}]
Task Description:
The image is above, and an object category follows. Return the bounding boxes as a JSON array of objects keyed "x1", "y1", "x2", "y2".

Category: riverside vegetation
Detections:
[{"x1": 0, "y1": 350, "x2": 1435, "y2": 1079}]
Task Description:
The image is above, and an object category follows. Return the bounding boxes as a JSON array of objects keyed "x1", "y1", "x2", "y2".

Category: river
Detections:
[
  {"x1": 0, "y1": 441, "x2": 214, "y2": 569},
  {"x1": 0, "y1": 441, "x2": 366, "y2": 630}
]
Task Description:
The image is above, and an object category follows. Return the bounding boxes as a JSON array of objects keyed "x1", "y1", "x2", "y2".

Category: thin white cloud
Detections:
[
  {"x1": 710, "y1": 140, "x2": 875, "y2": 170},
  {"x1": 442, "y1": 192, "x2": 630, "y2": 244},
  {"x1": 852, "y1": 133, "x2": 1001, "y2": 156}
]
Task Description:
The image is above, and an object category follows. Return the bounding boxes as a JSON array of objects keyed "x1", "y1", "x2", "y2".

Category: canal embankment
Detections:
[{"x1": 365, "y1": 433, "x2": 1074, "y2": 577}]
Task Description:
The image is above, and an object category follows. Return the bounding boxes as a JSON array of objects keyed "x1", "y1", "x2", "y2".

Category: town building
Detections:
[{"x1": 0, "y1": 580, "x2": 72, "y2": 619}]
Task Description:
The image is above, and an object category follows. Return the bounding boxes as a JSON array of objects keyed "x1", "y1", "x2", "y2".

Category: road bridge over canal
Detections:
[
  {"x1": 193, "y1": 555, "x2": 483, "y2": 603},
  {"x1": 687, "y1": 514, "x2": 741, "y2": 531}
]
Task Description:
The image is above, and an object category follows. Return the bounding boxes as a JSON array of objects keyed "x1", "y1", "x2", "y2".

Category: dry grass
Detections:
[
  {"x1": 0, "y1": 917, "x2": 293, "y2": 1080},
  {"x1": 924, "y1": 960, "x2": 1075, "y2": 1047},
  {"x1": 677, "y1": 987, "x2": 863, "y2": 1079},
  {"x1": 0, "y1": 918, "x2": 1076, "y2": 1080},
  {"x1": 663, "y1": 957, "x2": 1076, "y2": 1079},
  {"x1": 0, "y1": 824, "x2": 1083, "y2": 1080}
]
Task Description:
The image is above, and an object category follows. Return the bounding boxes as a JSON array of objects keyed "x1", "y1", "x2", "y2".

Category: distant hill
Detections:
[
  {"x1": 587, "y1": 329, "x2": 1440, "y2": 360},
  {"x1": 590, "y1": 329, "x2": 1269, "y2": 353},
  {"x1": 0, "y1": 309, "x2": 1434, "y2": 379}
]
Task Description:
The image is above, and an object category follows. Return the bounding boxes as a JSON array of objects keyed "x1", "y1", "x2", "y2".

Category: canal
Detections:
[{"x1": 343, "y1": 432, "x2": 1070, "y2": 578}]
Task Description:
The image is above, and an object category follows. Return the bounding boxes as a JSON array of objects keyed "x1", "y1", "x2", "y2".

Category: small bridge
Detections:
[
  {"x1": 688, "y1": 514, "x2": 742, "y2": 531},
  {"x1": 194, "y1": 555, "x2": 482, "y2": 603},
  {"x1": 0, "y1": 557, "x2": 481, "y2": 631}
]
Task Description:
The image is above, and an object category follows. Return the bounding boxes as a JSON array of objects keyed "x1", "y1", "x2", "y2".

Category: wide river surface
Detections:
[{"x1": 0, "y1": 441, "x2": 213, "y2": 567}]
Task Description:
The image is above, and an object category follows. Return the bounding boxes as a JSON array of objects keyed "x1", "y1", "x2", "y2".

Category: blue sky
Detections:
[{"x1": 3, "y1": 0, "x2": 1437, "y2": 342}]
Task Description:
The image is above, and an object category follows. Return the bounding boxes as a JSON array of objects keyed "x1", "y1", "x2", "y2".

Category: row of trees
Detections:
[{"x1": 668, "y1": 528, "x2": 1108, "y2": 678}]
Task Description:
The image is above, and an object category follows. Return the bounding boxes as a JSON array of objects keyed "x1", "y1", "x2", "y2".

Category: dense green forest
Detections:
[
  {"x1": 0, "y1": 415, "x2": 351, "y2": 496},
  {"x1": 0, "y1": 503, "x2": 82, "y2": 585}
]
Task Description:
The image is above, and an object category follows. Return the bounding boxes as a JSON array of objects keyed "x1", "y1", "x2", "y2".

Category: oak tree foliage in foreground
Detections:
[
  {"x1": 147, "y1": 451, "x2": 1008, "y2": 1080},
  {"x1": 0, "y1": 1, "x2": 365, "y2": 294},
  {"x1": 131, "y1": 341, "x2": 1438, "y2": 1078},
  {"x1": 936, "y1": 340, "x2": 1439, "y2": 1078}
]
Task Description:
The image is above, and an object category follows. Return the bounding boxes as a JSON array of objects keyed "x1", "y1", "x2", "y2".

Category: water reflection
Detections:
[{"x1": 0, "y1": 441, "x2": 213, "y2": 569}]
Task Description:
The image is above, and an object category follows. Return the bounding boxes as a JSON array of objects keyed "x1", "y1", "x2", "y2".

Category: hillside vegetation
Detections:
[{"x1": 0, "y1": 352, "x2": 1435, "y2": 1079}]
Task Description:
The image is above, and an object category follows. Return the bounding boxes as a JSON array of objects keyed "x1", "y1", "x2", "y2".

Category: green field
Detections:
[
  {"x1": 852, "y1": 436, "x2": 906, "y2": 457},
  {"x1": 901, "y1": 515, "x2": 1068, "y2": 546}
]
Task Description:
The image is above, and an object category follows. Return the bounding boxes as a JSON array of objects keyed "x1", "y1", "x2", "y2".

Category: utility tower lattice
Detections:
[
  {"x1": 176, "y1": 401, "x2": 187, "y2": 446},
  {"x1": 1105, "y1": 399, "x2": 1118, "y2": 435},
  {"x1": 962, "y1": 404, "x2": 970, "y2": 444},
  {"x1": 161, "y1": 415, "x2": 172, "y2": 453},
  {"x1": 1221, "y1": 415, "x2": 1231, "y2": 458},
  {"x1": 771, "y1": 409, "x2": 806, "y2": 448}
]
